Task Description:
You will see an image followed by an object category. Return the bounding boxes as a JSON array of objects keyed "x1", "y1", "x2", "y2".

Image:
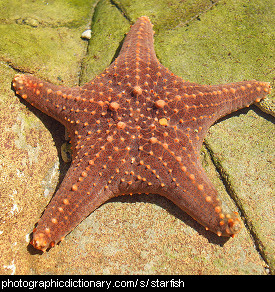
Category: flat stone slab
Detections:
[{"x1": 0, "y1": 0, "x2": 273, "y2": 274}]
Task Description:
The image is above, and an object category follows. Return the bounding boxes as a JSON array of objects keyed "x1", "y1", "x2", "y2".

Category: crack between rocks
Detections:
[
  {"x1": 109, "y1": 0, "x2": 220, "y2": 30},
  {"x1": 0, "y1": 57, "x2": 35, "y2": 74},
  {"x1": 177, "y1": 0, "x2": 219, "y2": 29},
  {"x1": 77, "y1": 0, "x2": 102, "y2": 86},
  {"x1": 78, "y1": 0, "x2": 133, "y2": 86},
  {"x1": 109, "y1": 0, "x2": 133, "y2": 24},
  {"x1": 203, "y1": 140, "x2": 271, "y2": 274}
]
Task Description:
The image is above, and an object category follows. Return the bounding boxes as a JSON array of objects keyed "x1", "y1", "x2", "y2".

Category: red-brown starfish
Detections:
[{"x1": 13, "y1": 16, "x2": 271, "y2": 251}]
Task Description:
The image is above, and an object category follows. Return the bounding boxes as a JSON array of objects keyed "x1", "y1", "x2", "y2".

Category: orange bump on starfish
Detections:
[{"x1": 13, "y1": 16, "x2": 271, "y2": 251}]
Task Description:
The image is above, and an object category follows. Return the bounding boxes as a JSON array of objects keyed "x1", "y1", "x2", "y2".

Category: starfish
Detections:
[{"x1": 13, "y1": 16, "x2": 271, "y2": 251}]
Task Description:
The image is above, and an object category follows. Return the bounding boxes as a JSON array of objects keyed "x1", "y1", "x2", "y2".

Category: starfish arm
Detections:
[
  {"x1": 200, "y1": 81, "x2": 270, "y2": 121},
  {"x1": 118, "y1": 16, "x2": 157, "y2": 64},
  {"x1": 171, "y1": 80, "x2": 271, "y2": 150},
  {"x1": 31, "y1": 121, "x2": 135, "y2": 251},
  {"x1": 31, "y1": 162, "x2": 115, "y2": 251},
  {"x1": 125, "y1": 127, "x2": 241, "y2": 237},
  {"x1": 12, "y1": 74, "x2": 84, "y2": 128},
  {"x1": 161, "y1": 160, "x2": 242, "y2": 237},
  {"x1": 181, "y1": 80, "x2": 270, "y2": 122}
]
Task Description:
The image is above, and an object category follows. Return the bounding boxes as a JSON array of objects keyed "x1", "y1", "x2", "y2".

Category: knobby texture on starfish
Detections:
[{"x1": 13, "y1": 16, "x2": 271, "y2": 251}]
